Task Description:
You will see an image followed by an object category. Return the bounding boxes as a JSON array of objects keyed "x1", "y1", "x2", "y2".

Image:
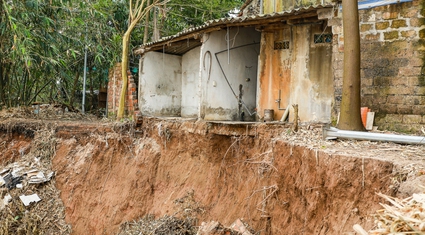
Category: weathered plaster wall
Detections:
[
  {"x1": 258, "y1": 23, "x2": 333, "y2": 122},
  {"x1": 332, "y1": 0, "x2": 425, "y2": 133},
  {"x1": 182, "y1": 47, "x2": 201, "y2": 118},
  {"x1": 258, "y1": 26, "x2": 292, "y2": 121},
  {"x1": 291, "y1": 24, "x2": 333, "y2": 123},
  {"x1": 307, "y1": 24, "x2": 334, "y2": 122},
  {"x1": 139, "y1": 52, "x2": 182, "y2": 117},
  {"x1": 200, "y1": 27, "x2": 261, "y2": 121}
]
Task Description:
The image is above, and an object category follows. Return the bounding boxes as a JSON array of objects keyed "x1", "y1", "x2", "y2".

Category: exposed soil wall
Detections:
[{"x1": 50, "y1": 118, "x2": 395, "y2": 235}]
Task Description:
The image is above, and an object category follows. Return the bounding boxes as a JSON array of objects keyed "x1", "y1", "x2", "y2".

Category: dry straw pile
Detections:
[{"x1": 369, "y1": 192, "x2": 425, "y2": 234}]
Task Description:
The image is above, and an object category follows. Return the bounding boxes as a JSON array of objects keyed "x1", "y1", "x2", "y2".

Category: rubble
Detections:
[
  {"x1": 230, "y1": 219, "x2": 253, "y2": 235},
  {"x1": 19, "y1": 193, "x2": 41, "y2": 206},
  {"x1": 197, "y1": 219, "x2": 254, "y2": 235},
  {"x1": 118, "y1": 214, "x2": 198, "y2": 235},
  {"x1": 118, "y1": 190, "x2": 257, "y2": 235},
  {"x1": 0, "y1": 194, "x2": 12, "y2": 210},
  {"x1": 0, "y1": 165, "x2": 54, "y2": 191},
  {"x1": 0, "y1": 127, "x2": 71, "y2": 234},
  {"x1": 118, "y1": 217, "x2": 257, "y2": 235}
]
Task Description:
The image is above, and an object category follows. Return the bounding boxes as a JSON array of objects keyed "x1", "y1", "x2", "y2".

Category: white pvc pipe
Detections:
[
  {"x1": 323, "y1": 126, "x2": 425, "y2": 145},
  {"x1": 280, "y1": 104, "x2": 290, "y2": 122}
]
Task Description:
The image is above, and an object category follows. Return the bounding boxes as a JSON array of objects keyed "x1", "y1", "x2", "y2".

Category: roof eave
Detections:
[{"x1": 134, "y1": 4, "x2": 335, "y2": 55}]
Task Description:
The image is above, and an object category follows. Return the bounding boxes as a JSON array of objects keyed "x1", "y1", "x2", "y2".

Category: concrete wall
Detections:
[
  {"x1": 258, "y1": 26, "x2": 292, "y2": 121},
  {"x1": 182, "y1": 47, "x2": 201, "y2": 118},
  {"x1": 200, "y1": 27, "x2": 261, "y2": 121},
  {"x1": 332, "y1": 0, "x2": 425, "y2": 133},
  {"x1": 291, "y1": 24, "x2": 333, "y2": 123},
  {"x1": 139, "y1": 52, "x2": 182, "y2": 117},
  {"x1": 257, "y1": 23, "x2": 333, "y2": 122}
]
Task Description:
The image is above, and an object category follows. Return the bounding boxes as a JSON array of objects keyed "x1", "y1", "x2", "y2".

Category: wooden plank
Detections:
[{"x1": 366, "y1": 112, "x2": 375, "y2": 131}]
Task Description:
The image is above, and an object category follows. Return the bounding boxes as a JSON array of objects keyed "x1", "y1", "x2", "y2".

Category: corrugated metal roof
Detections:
[
  {"x1": 134, "y1": 4, "x2": 334, "y2": 55},
  {"x1": 358, "y1": 0, "x2": 412, "y2": 9}
]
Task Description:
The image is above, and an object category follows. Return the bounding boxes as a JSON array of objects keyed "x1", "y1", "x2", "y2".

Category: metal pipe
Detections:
[
  {"x1": 275, "y1": 89, "x2": 286, "y2": 110},
  {"x1": 227, "y1": 26, "x2": 230, "y2": 64},
  {"x1": 82, "y1": 45, "x2": 87, "y2": 114},
  {"x1": 323, "y1": 126, "x2": 425, "y2": 145},
  {"x1": 82, "y1": 24, "x2": 88, "y2": 114}
]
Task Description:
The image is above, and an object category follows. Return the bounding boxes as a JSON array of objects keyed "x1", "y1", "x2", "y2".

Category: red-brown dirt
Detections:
[
  {"x1": 1, "y1": 112, "x2": 424, "y2": 235},
  {"x1": 0, "y1": 128, "x2": 32, "y2": 166},
  {"x1": 49, "y1": 118, "x2": 399, "y2": 235}
]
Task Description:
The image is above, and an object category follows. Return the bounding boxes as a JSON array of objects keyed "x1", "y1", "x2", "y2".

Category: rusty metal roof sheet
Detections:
[{"x1": 134, "y1": 4, "x2": 334, "y2": 55}]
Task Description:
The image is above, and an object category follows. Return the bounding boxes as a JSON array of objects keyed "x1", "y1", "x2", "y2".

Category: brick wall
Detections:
[
  {"x1": 333, "y1": 0, "x2": 425, "y2": 133},
  {"x1": 107, "y1": 63, "x2": 141, "y2": 121}
]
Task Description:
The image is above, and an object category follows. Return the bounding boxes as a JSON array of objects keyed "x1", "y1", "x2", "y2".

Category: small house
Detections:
[
  {"x1": 132, "y1": 0, "x2": 425, "y2": 133},
  {"x1": 134, "y1": 5, "x2": 335, "y2": 123}
]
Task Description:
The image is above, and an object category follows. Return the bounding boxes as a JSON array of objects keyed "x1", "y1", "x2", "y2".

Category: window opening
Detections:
[
  {"x1": 314, "y1": 34, "x2": 333, "y2": 44},
  {"x1": 274, "y1": 40, "x2": 290, "y2": 50}
]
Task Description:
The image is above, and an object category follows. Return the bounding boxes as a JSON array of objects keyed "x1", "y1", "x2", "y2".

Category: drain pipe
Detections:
[
  {"x1": 260, "y1": 0, "x2": 263, "y2": 14},
  {"x1": 323, "y1": 125, "x2": 425, "y2": 145}
]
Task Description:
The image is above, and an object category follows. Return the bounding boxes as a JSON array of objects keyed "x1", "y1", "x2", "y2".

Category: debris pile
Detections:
[
  {"x1": 118, "y1": 214, "x2": 198, "y2": 235},
  {"x1": 368, "y1": 192, "x2": 425, "y2": 234},
  {"x1": 0, "y1": 128, "x2": 71, "y2": 234},
  {"x1": 118, "y1": 216, "x2": 257, "y2": 235},
  {"x1": 118, "y1": 190, "x2": 257, "y2": 235},
  {"x1": 197, "y1": 219, "x2": 256, "y2": 235}
]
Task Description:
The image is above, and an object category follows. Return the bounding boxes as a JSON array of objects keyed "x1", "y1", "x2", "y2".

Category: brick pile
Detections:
[{"x1": 107, "y1": 63, "x2": 141, "y2": 123}]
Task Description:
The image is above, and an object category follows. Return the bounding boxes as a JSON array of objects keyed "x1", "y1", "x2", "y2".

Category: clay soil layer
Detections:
[{"x1": 1, "y1": 118, "x2": 399, "y2": 234}]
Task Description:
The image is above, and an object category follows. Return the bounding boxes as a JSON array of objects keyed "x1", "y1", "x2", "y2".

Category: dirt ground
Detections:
[{"x1": 0, "y1": 106, "x2": 424, "y2": 234}]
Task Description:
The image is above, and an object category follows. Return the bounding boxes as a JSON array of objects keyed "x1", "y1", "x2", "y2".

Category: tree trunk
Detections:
[
  {"x1": 143, "y1": 0, "x2": 151, "y2": 44},
  {"x1": 0, "y1": 63, "x2": 5, "y2": 106},
  {"x1": 118, "y1": 0, "x2": 157, "y2": 119},
  {"x1": 20, "y1": 69, "x2": 28, "y2": 105},
  {"x1": 90, "y1": 70, "x2": 95, "y2": 110},
  {"x1": 69, "y1": 71, "x2": 80, "y2": 108},
  {"x1": 338, "y1": 0, "x2": 365, "y2": 131},
  {"x1": 152, "y1": 7, "x2": 159, "y2": 41},
  {"x1": 117, "y1": 30, "x2": 131, "y2": 119},
  {"x1": 3, "y1": 65, "x2": 10, "y2": 107},
  {"x1": 159, "y1": 2, "x2": 166, "y2": 38}
]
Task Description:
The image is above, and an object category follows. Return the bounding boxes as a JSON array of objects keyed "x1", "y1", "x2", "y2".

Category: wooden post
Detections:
[{"x1": 292, "y1": 104, "x2": 298, "y2": 132}]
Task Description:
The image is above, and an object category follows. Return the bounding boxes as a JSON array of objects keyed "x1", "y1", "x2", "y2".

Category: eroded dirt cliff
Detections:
[
  {"x1": 52, "y1": 118, "x2": 398, "y2": 235},
  {"x1": 1, "y1": 115, "x2": 424, "y2": 235}
]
